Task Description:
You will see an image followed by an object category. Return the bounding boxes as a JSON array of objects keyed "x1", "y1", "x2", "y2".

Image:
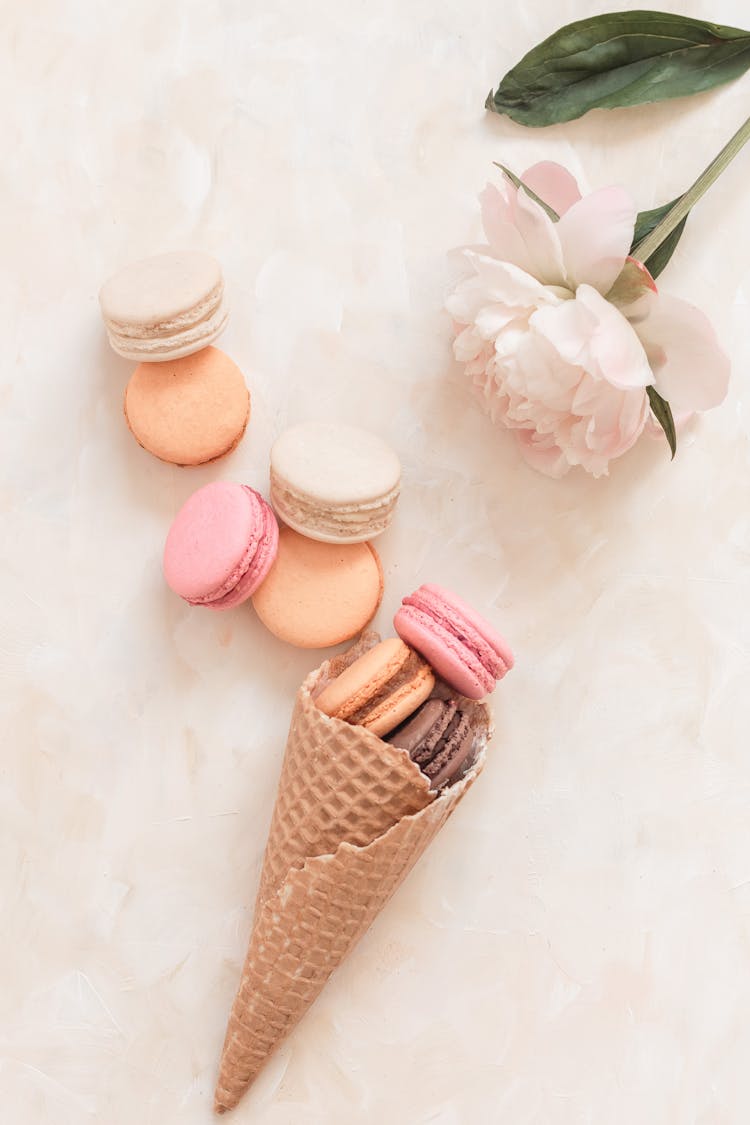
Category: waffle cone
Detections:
[{"x1": 214, "y1": 635, "x2": 491, "y2": 1114}]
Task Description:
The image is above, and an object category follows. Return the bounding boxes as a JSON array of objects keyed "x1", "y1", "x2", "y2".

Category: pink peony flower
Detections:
[{"x1": 447, "y1": 162, "x2": 730, "y2": 477}]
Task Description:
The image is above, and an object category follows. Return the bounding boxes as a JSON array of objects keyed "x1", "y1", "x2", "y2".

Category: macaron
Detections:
[
  {"x1": 252, "y1": 527, "x2": 383, "y2": 648},
  {"x1": 99, "y1": 250, "x2": 229, "y2": 361},
  {"x1": 124, "y1": 346, "x2": 250, "y2": 466},
  {"x1": 315, "y1": 638, "x2": 435, "y2": 738},
  {"x1": 386, "y1": 699, "x2": 475, "y2": 790},
  {"x1": 163, "y1": 481, "x2": 278, "y2": 610},
  {"x1": 269, "y1": 422, "x2": 401, "y2": 543},
  {"x1": 394, "y1": 584, "x2": 513, "y2": 700}
]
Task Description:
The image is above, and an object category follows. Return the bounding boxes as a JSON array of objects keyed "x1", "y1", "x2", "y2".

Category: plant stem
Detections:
[{"x1": 633, "y1": 113, "x2": 750, "y2": 263}]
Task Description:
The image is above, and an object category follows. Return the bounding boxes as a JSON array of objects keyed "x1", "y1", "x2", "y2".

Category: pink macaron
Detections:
[
  {"x1": 163, "y1": 481, "x2": 279, "y2": 610},
  {"x1": 394, "y1": 583, "x2": 513, "y2": 699}
]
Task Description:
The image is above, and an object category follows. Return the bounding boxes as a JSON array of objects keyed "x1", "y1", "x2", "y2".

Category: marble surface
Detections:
[{"x1": 3, "y1": 1, "x2": 750, "y2": 1121}]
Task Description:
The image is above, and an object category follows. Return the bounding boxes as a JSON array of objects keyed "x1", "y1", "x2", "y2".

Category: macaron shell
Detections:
[
  {"x1": 361, "y1": 664, "x2": 435, "y2": 737},
  {"x1": 163, "y1": 482, "x2": 278, "y2": 609},
  {"x1": 124, "y1": 347, "x2": 249, "y2": 466},
  {"x1": 417, "y1": 583, "x2": 514, "y2": 675},
  {"x1": 107, "y1": 299, "x2": 228, "y2": 362},
  {"x1": 387, "y1": 699, "x2": 456, "y2": 761},
  {"x1": 315, "y1": 638, "x2": 410, "y2": 721},
  {"x1": 427, "y1": 713, "x2": 475, "y2": 790},
  {"x1": 394, "y1": 604, "x2": 491, "y2": 700},
  {"x1": 100, "y1": 251, "x2": 223, "y2": 327},
  {"x1": 269, "y1": 421, "x2": 401, "y2": 543},
  {"x1": 164, "y1": 481, "x2": 254, "y2": 600},
  {"x1": 252, "y1": 528, "x2": 383, "y2": 649},
  {"x1": 270, "y1": 422, "x2": 401, "y2": 504},
  {"x1": 204, "y1": 495, "x2": 279, "y2": 609}
]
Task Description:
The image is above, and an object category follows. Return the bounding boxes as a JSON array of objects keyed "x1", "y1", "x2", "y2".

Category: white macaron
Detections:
[
  {"x1": 270, "y1": 422, "x2": 401, "y2": 543},
  {"x1": 99, "y1": 250, "x2": 229, "y2": 362}
]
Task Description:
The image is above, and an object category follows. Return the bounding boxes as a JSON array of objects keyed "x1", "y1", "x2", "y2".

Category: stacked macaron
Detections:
[
  {"x1": 100, "y1": 254, "x2": 402, "y2": 641},
  {"x1": 100, "y1": 251, "x2": 250, "y2": 466},
  {"x1": 252, "y1": 420, "x2": 401, "y2": 646},
  {"x1": 158, "y1": 421, "x2": 401, "y2": 645},
  {"x1": 269, "y1": 422, "x2": 401, "y2": 544},
  {"x1": 316, "y1": 584, "x2": 513, "y2": 791}
]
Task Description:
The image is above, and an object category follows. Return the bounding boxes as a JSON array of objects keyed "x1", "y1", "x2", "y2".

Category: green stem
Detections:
[{"x1": 633, "y1": 113, "x2": 750, "y2": 263}]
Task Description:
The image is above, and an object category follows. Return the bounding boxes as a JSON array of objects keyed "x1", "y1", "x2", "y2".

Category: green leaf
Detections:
[
  {"x1": 642, "y1": 215, "x2": 689, "y2": 278},
  {"x1": 631, "y1": 198, "x2": 689, "y2": 278},
  {"x1": 647, "y1": 386, "x2": 677, "y2": 459},
  {"x1": 492, "y1": 162, "x2": 560, "y2": 222},
  {"x1": 486, "y1": 11, "x2": 750, "y2": 127}
]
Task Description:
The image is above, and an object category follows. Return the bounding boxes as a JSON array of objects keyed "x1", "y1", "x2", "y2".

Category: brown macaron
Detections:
[
  {"x1": 124, "y1": 345, "x2": 250, "y2": 466},
  {"x1": 386, "y1": 698, "x2": 475, "y2": 790}
]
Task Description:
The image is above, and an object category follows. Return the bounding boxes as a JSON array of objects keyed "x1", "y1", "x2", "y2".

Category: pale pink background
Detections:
[{"x1": 2, "y1": 1, "x2": 749, "y2": 1122}]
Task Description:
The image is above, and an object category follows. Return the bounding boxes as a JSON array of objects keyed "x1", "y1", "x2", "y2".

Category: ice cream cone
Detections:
[{"x1": 214, "y1": 635, "x2": 491, "y2": 1113}]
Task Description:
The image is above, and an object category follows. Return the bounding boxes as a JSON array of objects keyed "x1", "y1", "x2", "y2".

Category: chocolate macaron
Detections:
[{"x1": 386, "y1": 699, "x2": 475, "y2": 790}]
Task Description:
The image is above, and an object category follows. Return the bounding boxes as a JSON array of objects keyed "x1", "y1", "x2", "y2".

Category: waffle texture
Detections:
[{"x1": 214, "y1": 636, "x2": 491, "y2": 1113}]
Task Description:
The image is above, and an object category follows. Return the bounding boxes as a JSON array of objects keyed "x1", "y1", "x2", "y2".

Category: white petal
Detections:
[
  {"x1": 512, "y1": 187, "x2": 566, "y2": 287},
  {"x1": 522, "y1": 161, "x2": 582, "y2": 217},
  {"x1": 474, "y1": 304, "x2": 519, "y2": 339},
  {"x1": 479, "y1": 183, "x2": 534, "y2": 274},
  {"x1": 645, "y1": 409, "x2": 693, "y2": 437},
  {"x1": 515, "y1": 428, "x2": 571, "y2": 477},
  {"x1": 532, "y1": 285, "x2": 652, "y2": 390},
  {"x1": 557, "y1": 186, "x2": 636, "y2": 294},
  {"x1": 462, "y1": 251, "x2": 555, "y2": 308},
  {"x1": 634, "y1": 292, "x2": 730, "y2": 412},
  {"x1": 453, "y1": 325, "x2": 484, "y2": 362}
]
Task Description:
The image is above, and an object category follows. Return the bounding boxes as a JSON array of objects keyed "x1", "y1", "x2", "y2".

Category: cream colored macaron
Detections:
[
  {"x1": 99, "y1": 250, "x2": 229, "y2": 362},
  {"x1": 270, "y1": 422, "x2": 401, "y2": 543}
]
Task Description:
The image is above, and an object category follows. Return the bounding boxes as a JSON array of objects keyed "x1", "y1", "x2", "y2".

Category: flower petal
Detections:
[
  {"x1": 522, "y1": 161, "x2": 582, "y2": 217},
  {"x1": 474, "y1": 304, "x2": 520, "y2": 339},
  {"x1": 531, "y1": 285, "x2": 652, "y2": 390},
  {"x1": 557, "y1": 186, "x2": 636, "y2": 294},
  {"x1": 633, "y1": 292, "x2": 730, "y2": 413},
  {"x1": 646, "y1": 410, "x2": 693, "y2": 438},
  {"x1": 460, "y1": 251, "x2": 554, "y2": 308},
  {"x1": 515, "y1": 428, "x2": 571, "y2": 477},
  {"x1": 512, "y1": 187, "x2": 566, "y2": 287},
  {"x1": 479, "y1": 182, "x2": 534, "y2": 274},
  {"x1": 453, "y1": 325, "x2": 484, "y2": 362}
]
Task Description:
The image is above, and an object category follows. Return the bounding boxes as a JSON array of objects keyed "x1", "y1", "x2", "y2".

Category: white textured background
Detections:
[{"x1": 2, "y1": 1, "x2": 750, "y2": 1121}]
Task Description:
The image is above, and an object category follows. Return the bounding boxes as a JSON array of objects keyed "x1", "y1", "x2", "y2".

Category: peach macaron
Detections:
[
  {"x1": 252, "y1": 527, "x2": 383, "y2": 648},
  {"x1": 124, "y1": 346, "x2": 250, "y2": 466}
]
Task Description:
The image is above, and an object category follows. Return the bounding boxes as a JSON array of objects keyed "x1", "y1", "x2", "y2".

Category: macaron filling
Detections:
[
  {"x1": 406, "y1": 701, "x2": 460, "y2": 768},
  {"x1": 315, "y1": 638, "x2": 435, "y2": 737},
  {"x1": 271, "y1": 480, "x2": 400, "y2": 542},
  {"x1": 426, "y1": 711, "x2": 475, "y2": 790},
  {"x1": 345, "y1": 650, "x2": 433, "y2": 731},
  {"x1": 100, "y1": 251, "x2": 230, "y2": 361},
  {"x1": 269, "y1": 422, "x2": 402, "y2": 544},
  {"x1": 386, "y1": 698, "x2": 477, "y2": 790}
]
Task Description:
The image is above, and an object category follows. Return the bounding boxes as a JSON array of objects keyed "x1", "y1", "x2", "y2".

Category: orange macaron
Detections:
[
  {"x1": 252, "y1": 527, "x2": 383, "y2": 648},
  {"x1": 124, "y1": 346, "x2": 250, "y2": 466},
  {"x1": 315, "y1": 637, "x2": 435, "y2": 737}
]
